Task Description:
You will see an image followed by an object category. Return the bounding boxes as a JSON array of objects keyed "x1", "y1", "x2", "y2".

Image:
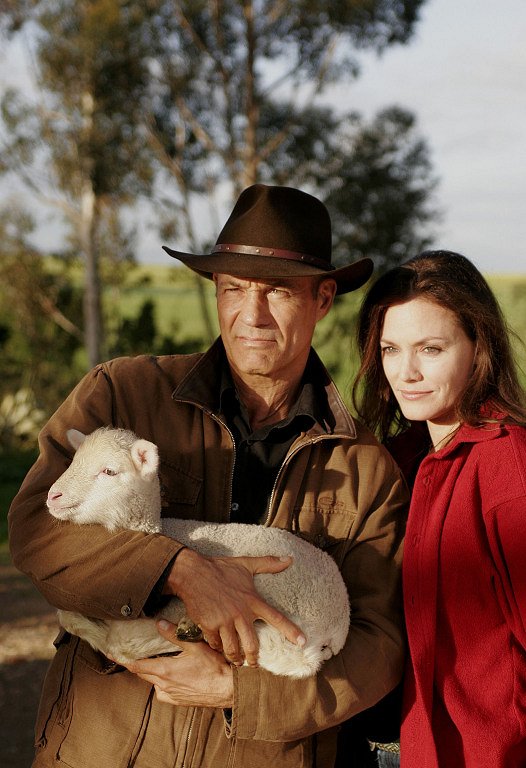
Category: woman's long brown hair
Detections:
[{"x1": 353, "y1": 250, "x2": 526, "y2": 441}]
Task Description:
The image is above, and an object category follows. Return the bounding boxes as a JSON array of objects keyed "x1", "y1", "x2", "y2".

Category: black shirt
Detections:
[{"x1": 219, "y1": 353, "x2": 329, "y2": 524}]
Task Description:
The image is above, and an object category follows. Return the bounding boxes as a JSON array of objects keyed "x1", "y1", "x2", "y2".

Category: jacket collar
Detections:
[
  {"x1": 424, "y1": 419, "x2": 506, "y2": 461},
  {"x1": 172, "y1": 337, "x2": 357, "y2": 439}
]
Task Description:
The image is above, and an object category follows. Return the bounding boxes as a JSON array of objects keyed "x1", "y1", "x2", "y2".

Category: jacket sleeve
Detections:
[
  {"x1": 230, "y1": 444, "x2": 408, "y2": 741},
  {"x1": 8, "y1": 363, "x2": 184, "y2": 620}
]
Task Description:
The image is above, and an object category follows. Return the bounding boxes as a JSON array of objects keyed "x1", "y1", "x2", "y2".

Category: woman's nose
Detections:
[{"x1": 399, "y1": 354, "x2": 423, "y2": 381}]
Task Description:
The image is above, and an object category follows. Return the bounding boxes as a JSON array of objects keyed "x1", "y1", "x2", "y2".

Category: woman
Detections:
[{"x1": 353, "y1": 250, "x2": 526, "y2": 768}]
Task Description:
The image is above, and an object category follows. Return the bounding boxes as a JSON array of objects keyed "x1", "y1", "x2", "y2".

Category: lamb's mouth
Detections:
[{"x1": 47, "y1": 503, "x2": 81, "y2": 517}]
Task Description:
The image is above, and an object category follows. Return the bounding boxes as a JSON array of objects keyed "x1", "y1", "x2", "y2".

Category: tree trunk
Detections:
[
  {"x1": 80, "y1": 89, "x2": 102, "y2": 368},
  {"x1": 193, "y1": 274, "x2": 216, "y2": 344},
  {"x1": 81, "y1": 181, "x2": 102, "y2": 367}
]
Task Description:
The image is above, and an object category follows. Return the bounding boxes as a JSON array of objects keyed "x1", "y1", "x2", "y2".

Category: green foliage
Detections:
[
  {"x1": 147, "y1": 0, "x2": 433, "y2": 270},
  {"x1": 0, "y1": 206, "x2": 86, "y2": 418},
  {"x1": 108, "y1": 298, "x2": 204, "y2": 357},
  {"x1": 30, "y1": 0, "x2": 156, "y2": 198},
  {"x1": 1, "y1": 0, "x2": 437, "y2": 369},
  {"x1": 0, "y1": 448, "x2": 38, "y2": 543},
  {"x1": 487, "y1": 276, "x2": 526, "y2": 388},
  {"x1": 323, "y1": 107, "x2": 439, "y2": 271}
]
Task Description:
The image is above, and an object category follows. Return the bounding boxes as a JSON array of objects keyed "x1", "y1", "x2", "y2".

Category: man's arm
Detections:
[{"x1": 8, "y1": 365, "x2": 183, "y2": 620}]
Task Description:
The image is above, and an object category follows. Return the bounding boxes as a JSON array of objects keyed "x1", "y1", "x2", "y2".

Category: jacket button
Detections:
[{"x1": 120, "y1": 604, "x2": 132, "y2": 617}]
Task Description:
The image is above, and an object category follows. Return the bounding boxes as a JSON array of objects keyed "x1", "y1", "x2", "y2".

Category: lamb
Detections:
[{"x1": 46, "y1": 426, "x2": 350, "y2": 678}]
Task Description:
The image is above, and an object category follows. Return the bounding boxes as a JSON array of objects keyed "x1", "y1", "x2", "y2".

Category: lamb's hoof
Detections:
[{"x1": 176, "y1": 617, "x2": 203, "y2": 642}]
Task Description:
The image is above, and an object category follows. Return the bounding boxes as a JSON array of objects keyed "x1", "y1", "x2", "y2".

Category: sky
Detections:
[
  {"x1": 1, "y1": 0, "x2": 525, "y2": 274},
  {"x1": 342, "y1": 0, "x2": 526, "y2": 274}
]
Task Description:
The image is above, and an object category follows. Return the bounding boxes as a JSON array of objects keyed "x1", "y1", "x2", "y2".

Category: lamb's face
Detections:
[
  {"x1": 46, "y1": 429, "x2": 160, "y2": 530},
  {"x1": 47, "y1": 446, "x2": 136, "y2": 524}
]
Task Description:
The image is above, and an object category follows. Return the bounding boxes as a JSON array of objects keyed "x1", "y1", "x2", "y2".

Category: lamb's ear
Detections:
[
  {"x1": 131, "y1": 439, "x2": 159, "y2": 479},
  {"x1": 66, "y1": 429, "x2": 87, "y2": 451}
]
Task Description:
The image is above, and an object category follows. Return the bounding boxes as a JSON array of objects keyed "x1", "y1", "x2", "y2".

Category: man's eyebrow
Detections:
[{"x1": 223, "y1": 277, "x2": 296, "y2": 288}]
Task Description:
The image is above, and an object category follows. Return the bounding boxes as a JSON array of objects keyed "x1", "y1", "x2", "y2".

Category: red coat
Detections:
[{"x1": 392, "y1": 422, "x2": 526, "y2": 768}]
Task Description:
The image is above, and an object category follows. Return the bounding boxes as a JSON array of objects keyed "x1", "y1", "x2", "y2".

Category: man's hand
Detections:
[
  {"x1": 122, "y1": 620, "x2": 234, "y2": 707},
  {"x1": 164, "y1": 548, "x2": 306, "y2": 667}
]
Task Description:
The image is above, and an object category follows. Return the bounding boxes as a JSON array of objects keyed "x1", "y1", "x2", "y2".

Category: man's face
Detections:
[{"x1": 214, "y1": 274, "x2": 336, "y2": 385}]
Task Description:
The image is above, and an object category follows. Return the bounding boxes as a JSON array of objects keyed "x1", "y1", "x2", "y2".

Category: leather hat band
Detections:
[{"x1": 213, "y1": 243, "x2": 334, "y2": 271}]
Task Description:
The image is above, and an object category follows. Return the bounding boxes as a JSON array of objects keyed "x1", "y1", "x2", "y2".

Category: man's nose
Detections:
[{"x1": 240, "y1": 290, "x2": 271, "y2": 325}]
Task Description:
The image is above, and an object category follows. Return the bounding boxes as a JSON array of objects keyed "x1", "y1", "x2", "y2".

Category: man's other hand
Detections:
[{"x1": 164, "y1": 549, "x2": 306, "y2": 667}]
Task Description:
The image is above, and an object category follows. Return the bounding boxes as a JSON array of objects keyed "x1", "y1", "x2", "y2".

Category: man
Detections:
[{"x1": 9, "y1": 184, "x2": 407, "y2": 768}]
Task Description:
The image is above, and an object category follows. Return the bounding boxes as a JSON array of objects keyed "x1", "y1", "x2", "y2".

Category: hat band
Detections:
[{"x1": 213, "y1": 243, "x2": 333, "y2": 271}]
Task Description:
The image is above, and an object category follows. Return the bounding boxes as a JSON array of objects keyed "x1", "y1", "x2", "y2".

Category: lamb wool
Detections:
[{"x1": 46, "y1": 427, "x2": 350, "y2": 678}]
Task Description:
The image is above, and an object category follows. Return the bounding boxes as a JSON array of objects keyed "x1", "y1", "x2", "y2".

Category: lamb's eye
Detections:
[{"x1": 102, "y1": 467, "x2": 117, "y2": 476}]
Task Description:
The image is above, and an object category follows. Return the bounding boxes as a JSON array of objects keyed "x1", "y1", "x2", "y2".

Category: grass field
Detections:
[
  {"x1": 112, "y1": 265, "x2": 219, "y2": 341},
  {"x1": 118, "y1": 264, "x2": 526, "y2": 335}
]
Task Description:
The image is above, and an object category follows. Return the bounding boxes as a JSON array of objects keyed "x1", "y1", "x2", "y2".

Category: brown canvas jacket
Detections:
[{"x1": 8, "y1": 340, "x2": 408, "y2": 768}]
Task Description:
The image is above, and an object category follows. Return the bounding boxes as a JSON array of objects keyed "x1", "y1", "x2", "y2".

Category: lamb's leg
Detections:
[
  {"x1": 175, "y1": 616, "x2": 203, "y2": 642},
  {"x1": 58, "y1": 609, "x2": 181, "y2": 663},
  {"x1": 57, "y1": 609, "x2": 111, "y2": 656},
  {"x1": 105, "y1": 597, "x2": 192, "y2": 662},
  {"x1": 105, "y1": 618, "x2": 183, "y2": 662}
]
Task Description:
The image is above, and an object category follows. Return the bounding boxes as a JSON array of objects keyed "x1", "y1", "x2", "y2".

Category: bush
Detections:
[{"x1": 0, "y1": 449, "x2": 38, "y2": 543}]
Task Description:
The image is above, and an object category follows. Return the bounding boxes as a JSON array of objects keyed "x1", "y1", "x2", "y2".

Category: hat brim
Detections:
[{"x1": 162, "y1": 246, "x2": 374, "y2": 295}]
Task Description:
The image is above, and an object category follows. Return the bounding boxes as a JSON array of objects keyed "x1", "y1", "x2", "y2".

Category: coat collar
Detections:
[{"x1": 172, "y1": 337, "x2": 357, "y2": 439}]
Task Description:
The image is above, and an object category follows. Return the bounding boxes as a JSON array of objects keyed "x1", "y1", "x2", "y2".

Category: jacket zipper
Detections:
[
  {"x1": 206, "y1": 410, "x2": 237, "y2": 521},
  {"x1": 265, "y1": 433, "x2": 348, "y2": 526},
  {"x1": 173, "y1": 396, "x2": 355, "y2": 528},
  {"x1": 181, "y1": 709, "x2": 196, "y2": 768}
]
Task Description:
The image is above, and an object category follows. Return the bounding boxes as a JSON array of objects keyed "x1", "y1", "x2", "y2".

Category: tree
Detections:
[
  {"x1": 1, "y1": 0, "x2": 437, "y2": 378},
  {"x1": 0, "y1": 204, "x2": 85, "y2": 416},
  {"x1": 0, "y1": 0, "x2": 159, "y2": 366},
  {"x1": 146, "y1": 0, "x2": 436, "y2": 265}
]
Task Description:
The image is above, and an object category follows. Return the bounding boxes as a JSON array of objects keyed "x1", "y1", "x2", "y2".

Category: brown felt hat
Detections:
[{"x1": 162, "y1": 184, "x2": 373, "y2": 294}]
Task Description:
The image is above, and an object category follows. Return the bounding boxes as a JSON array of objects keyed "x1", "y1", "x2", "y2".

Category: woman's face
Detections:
[{"x1": 380, "y1": 297, "x2": 476, "y2": 443}]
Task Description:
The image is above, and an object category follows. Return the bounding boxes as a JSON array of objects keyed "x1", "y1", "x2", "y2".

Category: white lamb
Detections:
[{"x1": 46, "y1": 427, "x2": 350, "y2": 678}]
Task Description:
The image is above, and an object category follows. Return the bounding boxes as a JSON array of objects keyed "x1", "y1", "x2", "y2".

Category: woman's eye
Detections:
[
  {"x1": 423, "y1": 346, "x2": 441, "y2": 355},
  {"x1": 381, "y1": 346, "x2": 397, "y2": 355}
]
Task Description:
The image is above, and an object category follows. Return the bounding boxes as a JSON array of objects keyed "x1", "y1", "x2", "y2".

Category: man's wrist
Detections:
[{"x1": 164, "y1": 546, "x2": 199, "y2": 597}]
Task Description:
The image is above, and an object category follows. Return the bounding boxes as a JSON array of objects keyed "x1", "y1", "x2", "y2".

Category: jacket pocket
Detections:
[
  {"x1": 158, "y1": 457, "x2": 202, "y2": 519},
  {"x1": 40, "y1": 638, "x2": 153, "y2": 768},
  {"x1": 34, "y1": 630, "x2": 77, "y2": 751}
]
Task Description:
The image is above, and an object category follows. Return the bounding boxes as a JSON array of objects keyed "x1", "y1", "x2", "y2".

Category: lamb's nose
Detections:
[{"x1": 47, "y1": 490, "x2": 63, "y2": 504}]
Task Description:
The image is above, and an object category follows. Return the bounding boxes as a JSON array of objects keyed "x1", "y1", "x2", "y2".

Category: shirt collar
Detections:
[{"x1": 219, "y1": 349, "x2": 331, "y2": 437}]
